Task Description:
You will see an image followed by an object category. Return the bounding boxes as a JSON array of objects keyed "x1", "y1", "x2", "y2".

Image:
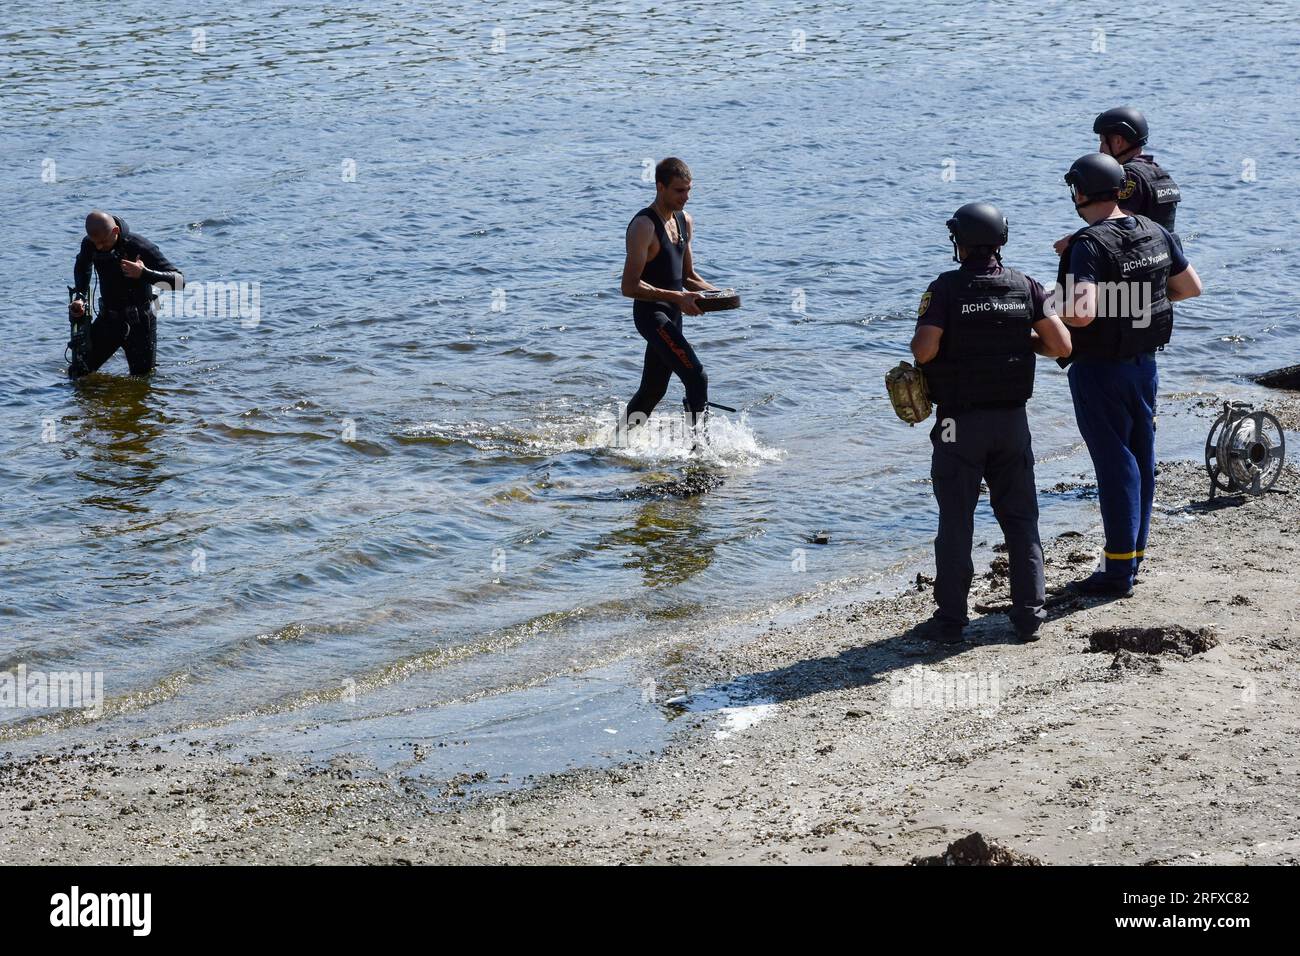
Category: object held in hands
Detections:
[
  {"x1": 696, "y1": 288, "x2": 741, "y2": 312},
  {"x1": 885, "y1": 360, "x2": 932, "y2": 426},
  {"x1": 66, "y1": 286, "x2": 94, "y2": 377}
]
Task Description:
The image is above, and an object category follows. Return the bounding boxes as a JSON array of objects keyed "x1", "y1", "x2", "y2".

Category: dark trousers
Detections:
[
  {"x1": 70, "y1": 306, "x2": 157, "y2": 378},
  {"x1": 626, "y1": 308, "x2": 708, "y2": 420},
  {"x1": 930, "y1": 404, "x2": 1045, "y2": 631},
  {"x1": 1067, "y1": 353, "x2": 1158, "y2": 585}
]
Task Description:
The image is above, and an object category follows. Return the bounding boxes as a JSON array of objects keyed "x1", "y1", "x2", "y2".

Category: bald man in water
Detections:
[{"x1": 69, "y1": 211, "x2": 183, "y2": 377}]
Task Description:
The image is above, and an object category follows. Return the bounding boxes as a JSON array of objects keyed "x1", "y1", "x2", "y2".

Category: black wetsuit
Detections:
[
  {"x1": 626, "y1": 206, "x2": 708, "y2": 422},
  {"x1": 70, "y1": 215, "x2": 183, "y2": 377}
]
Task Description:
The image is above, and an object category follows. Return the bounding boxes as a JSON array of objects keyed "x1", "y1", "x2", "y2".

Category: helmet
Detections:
[
  {"x1": 1093, "y1": 106, "x2": 1149, "y2": 146},
  {"x1": 1065, "y1": 153, "x2": 1125, "y2": 200},
  {"x1": 946, "y1": 202, "x2": 1008, "y2": 247}
]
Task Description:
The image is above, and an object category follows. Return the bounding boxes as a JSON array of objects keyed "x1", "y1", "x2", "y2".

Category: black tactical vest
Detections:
[
  {"x1": 1058, "y1": 215, "x2": 1174, "y2": 362},
  {"x1": 1122, "y1": 158, "x2": 1180, "y2": 232},
  {"x1": 922, "y1": 266, "x2": 1036, "y2": 410}
]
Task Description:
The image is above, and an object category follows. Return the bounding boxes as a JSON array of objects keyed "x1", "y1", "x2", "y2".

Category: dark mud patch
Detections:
[
  {"x1": 1045, "y1": 479, "x2": 1098, "y2": 500},
  {"x1": 1087, "y1": 625, "x2": 1218, "y2": 658},
  {"x1": 619, "y1": 470, "x2": 725, "y2": 500},
  {"x1": 911, "y1": 832, "x2": 1042, "y2": 866},
  {"x1": 1107, "y1": 649, "x2": 1165, "y2": 676}
]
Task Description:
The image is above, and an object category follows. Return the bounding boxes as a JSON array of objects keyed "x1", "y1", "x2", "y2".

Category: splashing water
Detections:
[
  {"x1": 585, "y1": 405, "x2": 785, "y2": 468},
  {"x1": 407, "y1": 404, "x2": 784, "y2": 469}
]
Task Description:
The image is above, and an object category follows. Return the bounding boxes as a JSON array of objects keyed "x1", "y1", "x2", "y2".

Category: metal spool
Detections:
[{"x1": 1205, "y1": 401, "x2": 1286, "y2": 498}]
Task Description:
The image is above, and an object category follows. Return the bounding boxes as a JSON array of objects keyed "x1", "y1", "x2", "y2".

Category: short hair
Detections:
[
  {"x1": 960, "y1": 244, "x2": 1003, "y2": 265},
  {"x1": 85, "y1": 210, "x2": 115, "y2": 237},
  {"x1": 655, "y1": 157, "x2": 692, "y2": 186}
]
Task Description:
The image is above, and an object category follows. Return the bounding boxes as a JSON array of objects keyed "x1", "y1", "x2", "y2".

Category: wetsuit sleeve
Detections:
[
  {"x1": 1068, "y1": 236, "x2": 1104, "y2": 285},
  {"x1": 135, "y1": 236, "x2": 184, "y2": 289},
  {"x1": 915, "y1": 279, "x2": 946, "y2": 330},
  {"x1": 1158, "y1": 225, "x2": 1189, "y2": 276},
  {"x1": 73, "y1": 237, "x2": 93, "y2": 296}
]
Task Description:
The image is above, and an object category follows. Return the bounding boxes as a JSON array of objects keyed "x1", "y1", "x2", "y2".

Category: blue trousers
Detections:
[{"x1": 1067, "y1": 353, "x2": 1158, "y2": 585}]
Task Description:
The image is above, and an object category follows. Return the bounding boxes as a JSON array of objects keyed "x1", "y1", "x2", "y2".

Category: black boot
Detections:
[{"x1": 914, "y1": 616, "x2": 964, "y2": 645}]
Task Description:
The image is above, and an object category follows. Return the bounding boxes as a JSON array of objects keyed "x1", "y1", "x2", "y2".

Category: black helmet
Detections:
[
  {"x1": 1093, "y1": 106, "x2": 1149, "y2": 146},
  {"x1": 1065, "y1": 153, "x2": 1125, "y2": 200},
  {"x1": 946, "y1": 202, "x2": 1008, "y2": 247}
]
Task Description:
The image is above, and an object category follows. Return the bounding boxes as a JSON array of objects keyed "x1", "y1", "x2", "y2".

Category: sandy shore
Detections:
[{"x1": 4, "y1": 394, "x2": 1299, "y2": 865}]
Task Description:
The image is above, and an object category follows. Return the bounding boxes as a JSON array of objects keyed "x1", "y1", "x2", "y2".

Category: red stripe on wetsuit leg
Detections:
[{"x1": 657, "y1": 327, "x2": 693, "y2": 369}]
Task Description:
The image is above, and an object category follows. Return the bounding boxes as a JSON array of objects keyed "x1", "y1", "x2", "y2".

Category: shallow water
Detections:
[{"x1": 3, "y1": 1, "x2": 1298, "y2": 779}]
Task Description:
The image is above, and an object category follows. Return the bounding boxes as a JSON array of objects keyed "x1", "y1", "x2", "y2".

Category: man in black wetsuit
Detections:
[
  {"x1": 620, "y1": 157, "x2": 719, "y2": 432},
  {"x1": 68, "y1": 210, "x2": 184, "y2": 378}
]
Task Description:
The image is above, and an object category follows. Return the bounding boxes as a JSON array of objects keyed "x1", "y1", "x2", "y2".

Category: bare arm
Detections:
[
  {"x1": 910, "y1": 325, "x2": 943, "y2": 365},
  {"x1": 1032, "y1": 313, "x2": 1072, "y2": 358},
  {"x1": 1167, "y1": 263, "x2": 1202, "y2": 302},
  {"x1": 620, "y1": 216, "x2": 656, "y2": 299},
  {"x1": 1061, "y1": 280, "x2": 1097, "y2": 328}
]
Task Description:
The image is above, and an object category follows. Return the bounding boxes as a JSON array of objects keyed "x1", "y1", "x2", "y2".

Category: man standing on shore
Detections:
[
  {"x1": 1055, "y1": 154, "x2": 1202, "y2": 597},
  {"x1": 912, "y1": 203, "x2": 1072, "y2": 644},
  {"x1": 1095, "y1": 107, "x2": 1182, "y2": 234},
  {"x1": 1055, "y1": 107, "x2": 1182, "y2": 257},
  {"x1": 69, "y1": 211, "x2": 184, "y2": 378},
  {"x1": 620, "y1": 157, "x2": 719, "y2": 436}
]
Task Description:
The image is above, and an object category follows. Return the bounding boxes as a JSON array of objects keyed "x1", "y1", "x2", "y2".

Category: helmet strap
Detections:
[{"x1": 1116, "y1": 142, "x2": 1141, "y2": 163}]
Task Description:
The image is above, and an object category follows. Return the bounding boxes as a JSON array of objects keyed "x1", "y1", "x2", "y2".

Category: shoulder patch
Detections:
[
  {"x1": 1118, "y1": 178, "x2": 1137, "y2": 201},
  {"x1": 917, "y1": 291, "x2": 932, "y2": 318}
]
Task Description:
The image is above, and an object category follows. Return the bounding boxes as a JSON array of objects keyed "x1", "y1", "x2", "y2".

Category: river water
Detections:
[{"x1": 2, "y1": 1, "x2": 1298, "y2": 787}]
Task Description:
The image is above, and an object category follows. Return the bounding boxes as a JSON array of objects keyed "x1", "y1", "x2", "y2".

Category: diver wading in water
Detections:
[
  {"x1": 620, "y1": 157, "x2": 720, "y2": 448},
  {"x1": 68, "y1": 210, "x2": 184, "y2": 378}
]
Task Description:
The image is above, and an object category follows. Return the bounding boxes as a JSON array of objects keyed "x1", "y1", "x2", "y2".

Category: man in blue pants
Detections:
[{"x1": 1055, "y1": 154, "x2": 1203, "y2": 596}]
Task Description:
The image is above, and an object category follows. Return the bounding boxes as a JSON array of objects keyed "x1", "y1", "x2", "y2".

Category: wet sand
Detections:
[{"x1": 4, "y1": 395, "x2": 1298, "y2": 865}]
